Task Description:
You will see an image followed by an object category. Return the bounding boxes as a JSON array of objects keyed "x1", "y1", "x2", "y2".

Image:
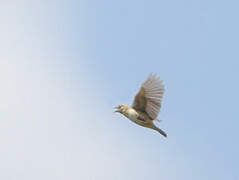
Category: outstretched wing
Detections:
[{"x1": 132, "y1": 73, "x2": 165, "y2": 120}]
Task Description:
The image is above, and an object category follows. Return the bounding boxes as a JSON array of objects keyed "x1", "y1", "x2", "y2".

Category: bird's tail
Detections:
[
  {"x1": 156, "y1": 127, "x2": 167, "y2": 138},
  {"x1": 151, "y1": 124, "x2": 167, "y2": 138},
  {"x1": 152, "y1": 119, "x2": 167, "y2": 137}
]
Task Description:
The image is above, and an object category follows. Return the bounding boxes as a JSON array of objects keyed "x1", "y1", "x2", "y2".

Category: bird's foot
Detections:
[{"x1": 154, "y1": 119, "x2": 162, "y2": 123}]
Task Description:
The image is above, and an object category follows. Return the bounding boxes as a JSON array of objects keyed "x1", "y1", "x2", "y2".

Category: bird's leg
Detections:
[{"x1": 154, "y1": 119, "x2": 162, "y2": 123}]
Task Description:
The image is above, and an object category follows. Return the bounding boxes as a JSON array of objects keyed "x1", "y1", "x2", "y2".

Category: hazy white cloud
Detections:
[
  {"x1": 0, "y1": 48, "x2": 126, "y2": 180},
  {"x1": 0, "y1": 1, "x2": 220, "y2": 180},
  {"x1": 0, "y1": 3, "x2": 125, "y2": 178}
]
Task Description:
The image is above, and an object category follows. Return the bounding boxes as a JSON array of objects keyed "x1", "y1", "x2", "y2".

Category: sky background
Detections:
[{"x1": 1, "y1": 0, "x2": 239, "y2": 179}]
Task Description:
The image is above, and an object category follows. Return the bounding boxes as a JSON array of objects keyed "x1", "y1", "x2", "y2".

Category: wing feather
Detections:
[{"x1": 132, "y1": 73, "x2": 165, "y2": 119}]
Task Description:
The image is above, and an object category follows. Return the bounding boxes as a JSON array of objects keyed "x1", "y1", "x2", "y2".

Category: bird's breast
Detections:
[{"x1": 125, "y1": 108, "x2": 138, "y2": 122}]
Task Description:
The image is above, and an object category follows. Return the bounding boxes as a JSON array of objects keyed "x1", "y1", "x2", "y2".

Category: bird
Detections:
[{"x1": 114, "y1": 73, "x2": 167, "y2": 137}]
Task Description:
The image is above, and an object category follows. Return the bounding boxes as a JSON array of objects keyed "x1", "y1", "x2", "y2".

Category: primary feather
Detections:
[{"x1": 132, "y1": 73, "x2": 165, "y2": 120}]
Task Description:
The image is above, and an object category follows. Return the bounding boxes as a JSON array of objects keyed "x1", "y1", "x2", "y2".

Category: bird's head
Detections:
[{"x1": 114, "y1": 104, "x2": 129, "y2": 114}]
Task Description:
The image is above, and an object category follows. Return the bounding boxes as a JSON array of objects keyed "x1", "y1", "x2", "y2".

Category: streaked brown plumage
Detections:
[{"x1": 115, "y1": 73, "x2": 167, "y2": 137}]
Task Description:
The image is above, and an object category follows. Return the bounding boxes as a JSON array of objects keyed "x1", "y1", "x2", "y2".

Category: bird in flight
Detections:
[{"x1": 115, "y1": 73, "x2": 167, "y2": 137}]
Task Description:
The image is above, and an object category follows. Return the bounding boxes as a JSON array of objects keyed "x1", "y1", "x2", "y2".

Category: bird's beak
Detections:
[{"x1": 114, "y1": 106, "x2": 119, "y2": 113}]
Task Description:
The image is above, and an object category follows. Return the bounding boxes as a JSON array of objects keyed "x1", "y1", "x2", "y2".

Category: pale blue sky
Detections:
[{"x1": 1, "y1": 0, "x2": 238, "y2": 179}]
